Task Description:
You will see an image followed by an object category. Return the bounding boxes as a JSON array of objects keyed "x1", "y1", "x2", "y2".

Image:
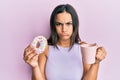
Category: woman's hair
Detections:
[{"x1": 48, "y1": 4, "x2": 81, "y2": 48}]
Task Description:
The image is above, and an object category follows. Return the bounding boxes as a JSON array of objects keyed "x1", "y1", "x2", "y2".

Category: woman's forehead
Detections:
[{"x1": 55, "y1": 12, "x2": 72, "y2": 23}]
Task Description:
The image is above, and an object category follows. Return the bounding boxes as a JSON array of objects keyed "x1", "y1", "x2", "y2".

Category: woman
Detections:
[{"x1": 23, "y1": 4, "x2": 106, "y2": 80}]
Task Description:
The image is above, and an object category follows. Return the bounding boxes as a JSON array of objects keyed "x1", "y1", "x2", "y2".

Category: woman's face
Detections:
[{"x1": 55, "y1": 11, "x2": 73, "y2": 41}]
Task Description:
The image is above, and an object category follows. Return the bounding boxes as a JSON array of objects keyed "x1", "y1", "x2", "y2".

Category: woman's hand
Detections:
[
  {"x1": 95, "y1": 47, "x2": 107, "y2": 64},
  {"x1": 23, "y1": 45, "x2": 39, "y2": 68}
]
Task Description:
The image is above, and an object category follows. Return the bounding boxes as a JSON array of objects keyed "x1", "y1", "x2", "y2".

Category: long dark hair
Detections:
[{"x1": 48, "y1": 4, "x2": 81, "y2": 48}]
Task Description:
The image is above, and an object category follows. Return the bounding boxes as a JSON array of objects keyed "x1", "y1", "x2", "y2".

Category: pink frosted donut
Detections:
[{"x1": 31, "y1": 36, "x2": 47, "y2": 54}]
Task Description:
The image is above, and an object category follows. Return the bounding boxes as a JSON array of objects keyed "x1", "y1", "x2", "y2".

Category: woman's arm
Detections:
[
  {"x1": 31, "y1": 49, "x2": 48, "y2": 80},
  {"x1": 82, "y1": 46, "x2": 106, "y2": 80},
  {"x1": 32, "y1": 53, "x2": 47, "y2": 80},
  {"x1": 82, "y1": 62, "x2": 99, "y2": 80},
  {"x1": 35, "y1": 45, "x2": 49, "y2": 80},
  {"x1": 23, "y1": 45, "x2": 45, "y2": 80},
  {"x1": 23, "y1": 44, "x2": 49, "y2": 80},
  {"x1": 32, "y1": 65, "x2": 45, "y2": 80}
]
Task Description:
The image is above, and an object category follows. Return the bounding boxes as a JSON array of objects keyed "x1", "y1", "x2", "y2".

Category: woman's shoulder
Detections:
[{"x1": 44, "y1": 44, "x2": 55, "y2": 57}]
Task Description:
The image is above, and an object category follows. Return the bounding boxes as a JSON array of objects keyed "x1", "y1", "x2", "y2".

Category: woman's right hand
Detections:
[{"x1": 23, "y1": 45, "x2": 39, "y2": 68}]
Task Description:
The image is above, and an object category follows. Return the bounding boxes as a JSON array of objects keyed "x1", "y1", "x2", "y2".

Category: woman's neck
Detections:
[{"x1": 57, "y1": 39, "x2": 70, "y2": 48}]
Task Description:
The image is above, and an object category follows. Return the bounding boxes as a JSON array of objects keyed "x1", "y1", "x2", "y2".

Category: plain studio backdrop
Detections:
[{"x1": 0, "y1": 0, "x2": 120, "y2": 80}]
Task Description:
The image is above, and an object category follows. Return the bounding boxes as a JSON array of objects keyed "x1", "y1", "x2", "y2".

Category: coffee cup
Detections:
[{"x1": 80, "y1": 43, "x2": 98, "y2": 64}]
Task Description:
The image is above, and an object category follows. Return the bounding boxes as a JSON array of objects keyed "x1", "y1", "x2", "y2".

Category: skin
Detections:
[
  {"x1": 23, "y1": 11, "x2": 107, "y2": 80},
  {"x1": 55, "y1": 11, "x2": 73, "y2": 47}
]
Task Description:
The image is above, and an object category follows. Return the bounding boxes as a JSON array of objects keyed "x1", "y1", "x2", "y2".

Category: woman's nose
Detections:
[{"x1": 62, "y1": 24, "x2": 67, "y2": 32}]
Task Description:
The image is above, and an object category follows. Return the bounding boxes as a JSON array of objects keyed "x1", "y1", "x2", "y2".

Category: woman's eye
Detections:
[
  {"x1": 55, "y1": 23, "x2": 62, "y2": 26},
  {"x1": 66, "y1": 23, "x2": 72, "y2": 26}
]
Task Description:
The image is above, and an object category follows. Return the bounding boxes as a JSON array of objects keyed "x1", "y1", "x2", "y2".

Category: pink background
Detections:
[{"x1": 0, "y1": 0, "x2": 120, "y2": 80}]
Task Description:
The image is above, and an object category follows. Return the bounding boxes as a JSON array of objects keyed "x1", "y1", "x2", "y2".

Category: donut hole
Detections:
[{"x1": 36, "y1": 41, "x2": 40, "y2": 48}]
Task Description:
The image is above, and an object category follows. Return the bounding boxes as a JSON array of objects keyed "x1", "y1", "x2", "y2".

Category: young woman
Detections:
[{"x1": 23, "y1": 4, "x2": 106, "y2": 80}]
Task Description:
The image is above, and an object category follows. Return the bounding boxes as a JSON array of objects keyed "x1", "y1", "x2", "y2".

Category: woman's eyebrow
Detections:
[
  {"x1": 55, "y1": 22, "x2": 61, "y2": 23},
  {"x1": 55, "y1": 21, "x2": 72, "y2": 24},
  {"x1": 66, "y1": 21, "x2": 72, "y2": 23}
]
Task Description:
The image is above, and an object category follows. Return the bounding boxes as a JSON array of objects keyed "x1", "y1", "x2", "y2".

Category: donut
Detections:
[{"x1": 31, "y1": 36, "x2": 47, "y2": 54}]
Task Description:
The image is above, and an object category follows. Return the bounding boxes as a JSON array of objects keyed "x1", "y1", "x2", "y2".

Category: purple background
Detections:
[{"x1": 0, "y1": 0, "x2": 120, "y2": 80}]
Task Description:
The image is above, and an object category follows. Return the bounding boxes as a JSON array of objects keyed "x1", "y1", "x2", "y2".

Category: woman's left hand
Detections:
[{"x1": 95, "y1": 47, "x2": 107, "y2": 64}]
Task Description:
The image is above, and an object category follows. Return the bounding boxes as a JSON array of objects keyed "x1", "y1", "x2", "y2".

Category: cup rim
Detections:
[{"x1": 80, "y1": 43, "x2": 97, "y2": 47}]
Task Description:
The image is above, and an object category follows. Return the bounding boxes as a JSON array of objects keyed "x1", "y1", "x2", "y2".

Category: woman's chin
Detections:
[{"x1": 60, "y1": 38, "x2": 70, "y2": 41}]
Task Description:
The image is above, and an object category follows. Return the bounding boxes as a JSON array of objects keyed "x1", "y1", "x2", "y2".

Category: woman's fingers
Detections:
[
  {"x1": 23, "y1": 44, "x2": 39, "y2": 68},
  {"x1": 29, "y1": 54, "x2": 39, "y2": 62},
  {"x1": 24, "y1": 45, "x2": 35, "y2": 56},
  {"x1": 95, "y1": 47, "x2": 107, "y2": 63},
  {"x1": 25, "y1": 50, "x2": 35, "y2": 60},
  {"x1": 26, "y1": 54, "x2": 39, "y2": 67},
  {"x1": 23, "y1": 45, "x2": 37, "y2": 61}
]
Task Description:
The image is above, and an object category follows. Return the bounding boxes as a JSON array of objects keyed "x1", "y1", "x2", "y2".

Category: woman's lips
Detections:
[{"x1": 60, "y1": 34, "x2": 69, "y2": 36}]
